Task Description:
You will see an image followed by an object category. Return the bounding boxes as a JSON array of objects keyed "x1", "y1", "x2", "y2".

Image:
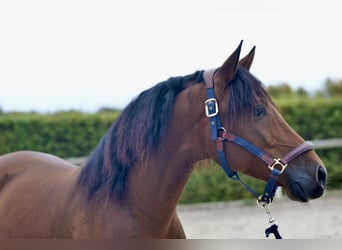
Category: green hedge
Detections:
[
  {"x1": 276, "y1": 97, "x2": 342, "y2": 139},
  {"x1": 0, "y1": 111, "x2": 118, "y2": 158},
  {"x1": 0, "y1": 98, "x2": 341, "y2": 203}
]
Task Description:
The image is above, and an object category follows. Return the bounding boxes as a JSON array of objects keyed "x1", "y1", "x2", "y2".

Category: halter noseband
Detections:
[{"x1": 203, "y1": 69, "x2": 314, "y2": 205}]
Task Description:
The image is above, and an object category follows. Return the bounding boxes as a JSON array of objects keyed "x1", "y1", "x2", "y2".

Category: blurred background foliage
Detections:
[{"x1": 0, "y1": 79, "x2": 341, "y2": 203}]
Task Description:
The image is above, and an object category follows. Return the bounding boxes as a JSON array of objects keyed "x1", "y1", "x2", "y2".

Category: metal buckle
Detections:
[
  {"x1": 217, "y1": 127, "x2": 227, "y2": 141},
  {"x1": 204, "y1": 98, "x2": 219, "y2": 118},
  {"x1": 268, "y1": 158, "x2": 287, "y2": 174}
]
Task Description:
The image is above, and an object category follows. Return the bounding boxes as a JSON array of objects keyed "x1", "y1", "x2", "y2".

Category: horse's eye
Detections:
[{"x1": 254, "y1": 105, "x2": 266, "y2": 117}]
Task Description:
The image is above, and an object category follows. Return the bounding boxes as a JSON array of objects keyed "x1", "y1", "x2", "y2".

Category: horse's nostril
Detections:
[{"x1": 317, "y1": 166, "x2": 327, "y2": 187}]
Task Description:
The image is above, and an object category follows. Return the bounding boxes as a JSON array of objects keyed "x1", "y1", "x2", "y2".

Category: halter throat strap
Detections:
[{"x1": 202, "y1": 69, "x2": 314, "y2": 204}]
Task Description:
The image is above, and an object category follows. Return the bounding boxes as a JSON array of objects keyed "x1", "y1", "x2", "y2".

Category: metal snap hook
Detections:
[{"x1": 257, "y1": 195, "x2": 272, "y2": 208}]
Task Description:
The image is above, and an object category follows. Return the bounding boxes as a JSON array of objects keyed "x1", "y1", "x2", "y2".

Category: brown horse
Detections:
[{"x1": 0, "y1": 42, "x2": 327, "y2": 238}]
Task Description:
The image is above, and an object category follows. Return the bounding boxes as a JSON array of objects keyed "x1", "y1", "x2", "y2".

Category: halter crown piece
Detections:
[{"x1": 203, "y1": 69, "x2": 314, "y2": 239}]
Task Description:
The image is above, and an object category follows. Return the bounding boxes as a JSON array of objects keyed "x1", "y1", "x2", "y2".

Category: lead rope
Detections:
[
  {"x1": 236, "y1": 174, "x2": 283, "y2": 239},
  {"x1": 257, "y1": 200, "x2": 282, "y2": 240}
]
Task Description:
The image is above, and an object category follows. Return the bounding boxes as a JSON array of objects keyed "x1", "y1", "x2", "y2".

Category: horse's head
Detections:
[{"x1": 199, "y1": 42, "x2": 327, "y2": 202}]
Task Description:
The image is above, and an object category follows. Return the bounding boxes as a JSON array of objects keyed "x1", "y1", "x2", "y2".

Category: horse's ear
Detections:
[
  {"x1": 239, "y1": 46, "x2": 256, "y2": 71},
  {"x1": 216, "y1": 41, "x2": 242, "y2": 90}
]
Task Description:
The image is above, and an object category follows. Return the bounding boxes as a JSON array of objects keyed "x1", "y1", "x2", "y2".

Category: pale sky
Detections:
[{"x1": 0, "y1": 0, "x2": 341, "y2": 112}]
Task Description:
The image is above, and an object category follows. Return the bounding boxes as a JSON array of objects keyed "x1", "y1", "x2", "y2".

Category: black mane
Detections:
[
  {"x1": 77, "y1": 67, "x2": 272, "y2": 200},
  {"x1": 77, "y1": 71, "x2": 203, "y2": 199}
]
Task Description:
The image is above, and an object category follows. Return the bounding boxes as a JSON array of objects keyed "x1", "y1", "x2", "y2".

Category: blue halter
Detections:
[{"x1": 203, "y1": 69, "x2": 313, "y2": 204}]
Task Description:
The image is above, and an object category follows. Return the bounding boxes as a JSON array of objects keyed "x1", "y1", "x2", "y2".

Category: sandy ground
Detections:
[{"x1": 177, "y1": 190, "x2": 342, "y2": 239}]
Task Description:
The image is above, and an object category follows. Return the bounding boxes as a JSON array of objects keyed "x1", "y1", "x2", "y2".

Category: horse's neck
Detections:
[
  {"x1": 125, "y1": 145, "x2": 197, "y2": 234},
  {"x1": 124, "y1": 92, "x2": 208, "y2": 236}
]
